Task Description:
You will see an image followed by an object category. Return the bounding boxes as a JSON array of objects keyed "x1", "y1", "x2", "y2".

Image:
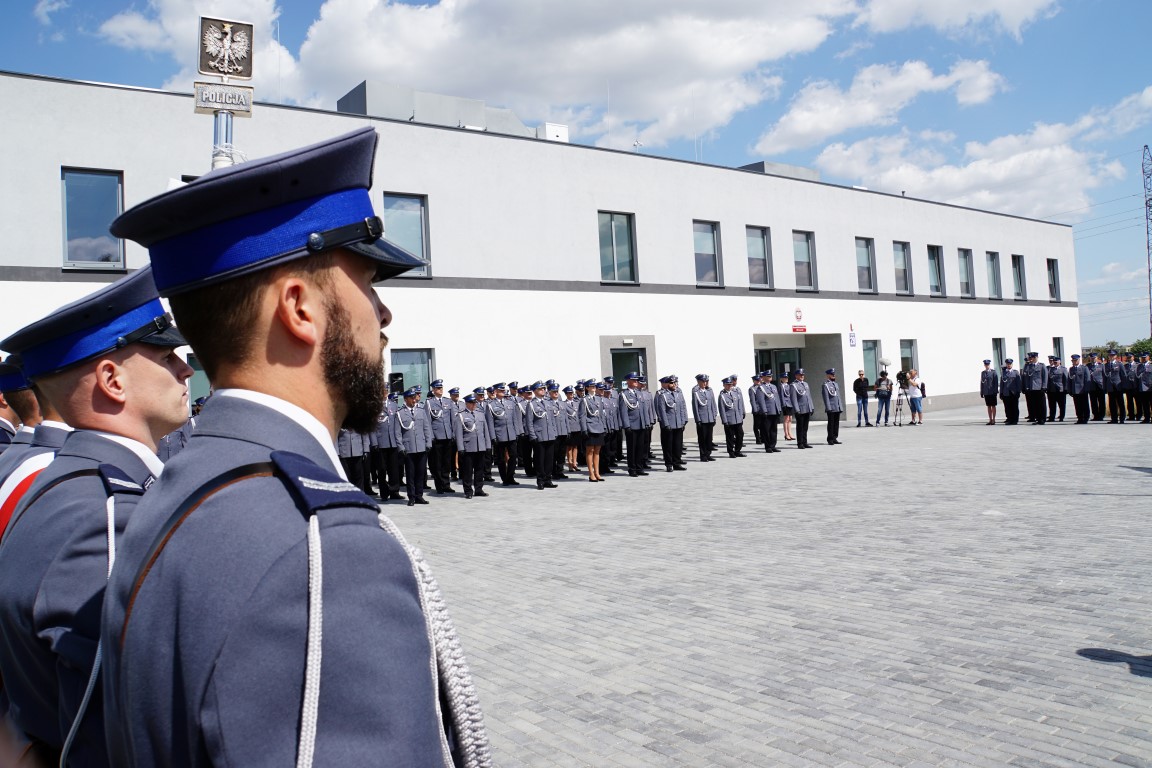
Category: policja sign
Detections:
[{"x1": 194, "y1": 16, "x2": 255, "y2": 168}]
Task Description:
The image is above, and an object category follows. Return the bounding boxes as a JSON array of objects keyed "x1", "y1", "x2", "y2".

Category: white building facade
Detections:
[{"x1": 0, "y1": 71, "x2": 1080, "y2": 410}]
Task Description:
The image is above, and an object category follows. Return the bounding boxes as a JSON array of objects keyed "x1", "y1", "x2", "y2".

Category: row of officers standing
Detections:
[
  {"x1": 979, "y1": 349, "x2": 1152, "y2": 425},
  {"x1": 331, "y1": 366, "x2": 850, "y2": 505}
]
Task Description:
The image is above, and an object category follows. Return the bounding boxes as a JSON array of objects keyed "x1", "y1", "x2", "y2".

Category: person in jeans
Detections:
[
  {"x1": 874, "y1": 371, "x2": 893, "y2": 425},
  {"x1": 906, "y1": 369, "x2": 924, "y2": 425},
  {"x1": 852, "y1": 370, "x2": 872, "y2": 427}
]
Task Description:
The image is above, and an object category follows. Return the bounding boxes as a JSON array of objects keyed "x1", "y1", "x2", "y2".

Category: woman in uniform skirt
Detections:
[
  {"x1": 579, "y1": 380, "x2": 607, "y2": 482},
  {"x1": 563, "y1": 385, "x2": 583, "y2": 472},
  {"x1": 780, "y1": 371, "x2": 796, "y2": 441}
]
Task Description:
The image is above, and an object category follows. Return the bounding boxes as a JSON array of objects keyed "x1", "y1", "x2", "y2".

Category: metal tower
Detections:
[{"x1": 1144, "y1": 145, "x2": 1152, "y2": 338}]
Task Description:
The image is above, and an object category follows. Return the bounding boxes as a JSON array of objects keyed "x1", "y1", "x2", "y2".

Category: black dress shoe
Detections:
[
  {"x1": 475, "y1": 490, "x2": 489, "y2": 497},
  {"x1": 464, "y1": 492, "x2": 473, "y2": 499},
  {"x1": 407, "y1": 500, "x2": 415, "y2": 506},
  {"x1": 637, "y1": 470, "x2": 649, "y2": 476},
  {"x1": 555, "y1": 473, "x2": 569, "y2": 479},
  {"x1": 628, "y1": 471, "x2": 638, "y2": 477},
  {"x1": 415, "y1": 498, "x2": 430, "y2": 505},
  {"x1": 735, "y1": 452, "x2": 747, "y2": 457},
  {"x1": 544, "y1": 482, "x2": 558, "y2": 488},
  {"x1": 771, "y1": 448, "x2": 782, "y2": 453},
  {"x1": 388, "y1": 493, "x2": 404, "y2": 500},
  {"x1": 444, "y1": 487, "x2": 458, "y2": 493},
  {"x1": 674, "y1": 465, "x2": 687, "y2": 471}
]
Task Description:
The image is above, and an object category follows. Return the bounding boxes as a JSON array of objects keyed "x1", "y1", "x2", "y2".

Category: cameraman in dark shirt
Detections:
[{"x1": 852, "y1": 370, "x2": 872, "y2": 427}]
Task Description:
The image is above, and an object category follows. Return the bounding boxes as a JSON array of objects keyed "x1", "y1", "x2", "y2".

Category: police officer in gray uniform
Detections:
[
  {"x1": 547, "y1": 383, "x2": 570, "y2": 479},
  {"x1": 101, "y1": 128, "x2": 490, "y2": 767},
  {"x1": 791, "y1": 369, "x2": 816, "y2": 448},
  {"x1": 396, "y1": 386, "x2": 434, "y2": 504},
  {"x1": 718, "y1": 376, "x2": 746, "y2": 457},
  {"x1": 425, "y1": 380, "x2": 457, "y2": 494},
  {"x1": 337, "y1": 426, "x2": 371, "y2": 495},
  {"x1": 525, "y1": 381, "x2": 559, "y2": 489},
  {"x1": 655, "y1": 375, "x2": 688, "y2": 471},
  {"x1": 374, "y1": 394, "x2": 405, "y2": 500},
  {"x1": 454, "y1": 394, "x2": 492, "y2": 498},
  {"x1": 487, "y1": 383, "x2": 519, "y2": 486},
  {"x1": 1067, "y1": 354, "x2": 1090, "y2": 424},
  {"x1": 1000, "y1": 359, "x2": 1022, "y2": 424},
  {"x1": 979, "y1": 359, "x2": 999, "y2": 425},
  {"x1": 0, "y1": 267, "x2": 191, "y2": 767},
  {"x1": 749, "y1": 372, "x2": 766, "y2": 444},
  {"x1": 618, "y1": 373, "x2": 647, "y2": 477},
  {"x1": 639, "y1": 376, "x2": 657, "y2": 467},
  {"x1": 690, "y1": 374, "x2": 717, "y2": 462},
  {"x1": 760, "y1": 370, "x2": 782, "y2": 452},
  {"x1": 1086, "y1": 352, "x2": 1106, "y2": 420},
  {"x1": 1104, "y1": 349, "x2": 1127, "y2": 423},
  {"x1": 1137, "y1": 351, "x2": 1152, "y2": 423},
  {"x1": 1022, "y1": 351, "x2": 1048, "y2": 424},
  {"x1": 1046, "y1": 356, "x2": 1068, "y2": 422},
  {"x1": 822, "y1": 368, "x2": 843, "y2": 445}
]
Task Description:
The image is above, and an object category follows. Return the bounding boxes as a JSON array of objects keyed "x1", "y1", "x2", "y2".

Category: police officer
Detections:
[
  {"x1": 425, "y1": 379, "x2": 457, "y2": 494},
  {"x1": 337, "y1": 426, "x2": 371, "y2": 494},
  {"x1": 101, "y1": 128, "x2": 490, "y2": 767},
  {"x1": 395, "y1": 386, "x2": 434, "y2": 504},
  {"x1": 373, "y1": 393, "x2": 405, "y2": 500},
  {"x1": 0, "y1": 388, "x2": 17, "y2": 455},
  {"x1": 1122, "y1": 351, "x2": 1139, "y2": 420},
  {"x1": 1067, "y1": 354, "x2": 1090, "y2": 425},
  {"x1": 690, "y1": 374, "x2": 717, "y2": 462},
  {"x1": 655, "y1": 375, "x2": 688, "y2": 472},
  {"x1": 579, "y1": 380, "x2": 608, "y2": 482},
  {"x1": 547, "y1": 383, "x2": 570, "y2": 479},
  {"x1": 562, "y1": 385, "x2": 582, "y2": 473},
  {"x1": 487, "y1": 383, "x2": 520, "y2": 486},
  {"x1": 1022, "y1": 351, "x2": 1048, "y2": 424},
  {"x1": 515, "y1": 384, "x2": 535, "y2": 477},
  {"x1": 455, "y1": 394, "x2": 492, "y2": 498},
  {"x1": 525, "y1": 381, "x2": 558, "y2": 489},
  {"x1": 0, "y1": 267, "x2": 191, "y2": 767},
  {"x1": 1046, "y1": 355, "x2": 1068, "y2": 422},
  {"x1": 822, "y1": 368, "x2": 843, "y2": 445},
  {"x1": 1137, "y1": 351, "x2": 1152, "y2": 423},
  {"x1": 1104, "y1": 349, "x2": 1127, "y2": 423},
  {"x1": 1000, "y1": 359, "x2": 1022, "y2": 424},
  {"x1": 749, "y1": 372, "x2": 765, "y2": 444},
  {"x1": 1086, "y1": 352, "x2": 1106, "y2": 420},
  {"x1": 599, "y1": 380, "x2": 620, "y2": 475},
  {"x1": 979, "y1": 359, "x2": 999, "y2": 425},
  {"x1": 619, "y1": 373, "x2": 648, "y2": 477},
  {"x1": 638, "y1": 375, "x2": 657, "y2": 466},
  {"x1": 718, "y1": 376, "x2": 746, "y2": 457},
  {"x1": 790, "y1": 369, "x2": 815, "y2": 448},
  {"x1": 760, "y1": 370, "x2": 782, "y2": 453}
]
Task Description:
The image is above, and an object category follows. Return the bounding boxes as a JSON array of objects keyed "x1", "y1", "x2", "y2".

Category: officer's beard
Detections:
[{"x1": 321, "y1": 298, "x2": 386, "y2": 434}]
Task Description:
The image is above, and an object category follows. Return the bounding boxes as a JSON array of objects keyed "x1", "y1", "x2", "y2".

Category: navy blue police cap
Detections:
[
  {"x1": 574, "y1": 382, "x2": 585, "y2": 390},
  {"x1": 638, "y1": 376, "x2": 647, "y2": 383},
  {"x1": 668, "y1": 374, "x2": 678, "y2": 383},
  {"x1": 1108, "y1": 349, "x2": 1118, "y2": 355},
  {"x1": 1070, "y1": 354, "x2": 1080, "y2": 360},
  {"x1": 0, "y1": 355, "x2": 30, "y2": 393},
  {"x1": 751, "y1": 372, "x2": 761, "y2": 380},
  {"x1": 603, "y1": 376, "x2": 614, "y2": 383},
  {"x1": 562, "y1": 385, "x2": 574, "y2": 394},
  {"x1": 1005, "y1": 358, "x2": 1014, "y2": 364},
  {"x1": 464, "y1": 394, "x2": 476, "y2": 403},
  {"x1": 625, "y1": 372, "x2": 639, "y2": 381},
  {"x1": 508, "y1": 380, "x2": 519, "y2": 389},
  {"x1": 658, "y1": 376, "x2": 669, "y2": 384},
  {"x1": 1142, "y1": 351, "x2": 1150, "y2": 357},
  {"x1": 110, "y1": 127, "x2": 424, "y2": 297},
  {"x1": 485, "y1": 386, "x2": 495, "y2": 394},
  {"x1": 721, "y1": 376, "x2": 733, "y2": 384},
  {"x1": 448, "y1": 387, "x2": 460, "y2": 395},
  {"x1": 472, "y1": 387, "x2": 485, "y2": 395},
  {"x1": 695, "y1": 373, "x2": 708, "y2": 381},
  {"x1": 518, "y1": 385, "x2": 530, "y2": 394},
  {"x1": 493, "y1": 382, "x2": 506, "y2": 390},
  {"x1": 763, "y1": 370, "x2": 774, "y2": 377},
  {"x1": 0, "y1": 267, "x2": 185, "y2": 380},
  {"x1": 402, "y1": 386, "x2": 419, "y2": 398},
  {"x1": 795, "y1": 369, "x2": 806, "y2": 375},
  {"x1": 548, "y1": 382, "x2": 559, "y2": 391},
  {"x1": 545, "y1": 379, "x2": 556, "y2": 388},
  {"x1": 826, "y1": 368, "x2": 836, "y2": 375},
  {"x1": 983, "y1": 359, "x2": 992, "y2": 364},
  {"x1": 430, "y1": 379, "x2": 444, "y2": 388},
  {"x1": 413, "y1": 385, "x2": 422, "y2": 393},
  {"x1": 531, "y1": 381, "x2": 545, "y2": 391}
]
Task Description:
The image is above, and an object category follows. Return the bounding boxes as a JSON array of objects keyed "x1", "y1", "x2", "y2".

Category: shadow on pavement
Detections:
[{"x1": 1076, "y1": 648, "x2": 1152, "y2": 677}]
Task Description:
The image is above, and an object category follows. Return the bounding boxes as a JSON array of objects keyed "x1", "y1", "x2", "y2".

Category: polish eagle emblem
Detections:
[{"x1": 203, "y1": 22, "x2": 250, "y2": 76}]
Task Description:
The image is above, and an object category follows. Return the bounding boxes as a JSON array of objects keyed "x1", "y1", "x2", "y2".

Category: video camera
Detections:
[{"x1": 896, "y1": 370, "x2": 909, "y2": 387}]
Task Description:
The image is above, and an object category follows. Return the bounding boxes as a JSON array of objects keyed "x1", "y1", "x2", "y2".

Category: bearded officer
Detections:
[
  {"x1": 0, "y1": 268, "x2": 191, "y2": 767},
  {"x1": 100, "y1": 128, "x2": 489, "y2": 767}
]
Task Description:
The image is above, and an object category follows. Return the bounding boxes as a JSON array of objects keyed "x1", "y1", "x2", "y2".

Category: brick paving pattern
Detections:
[{"x1": 388, "y1": 405, "x2": 1152, "y2": 767}]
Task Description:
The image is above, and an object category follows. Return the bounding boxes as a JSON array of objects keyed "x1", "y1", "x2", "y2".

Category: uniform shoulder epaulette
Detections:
[
  {"x1": 96, "y1": 463, "x2": 150, "y2": 495},
  {"x1": 270, "y1": 451, "x2": 380, "y2": 519}
]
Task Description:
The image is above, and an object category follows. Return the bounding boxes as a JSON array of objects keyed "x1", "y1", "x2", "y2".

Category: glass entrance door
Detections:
[
  {"x1": 771, "y1": 348, "x2": 801, "y2": 376},
  {"x1": 611, "y1": 348, "x2": 647, "y2": 387}
]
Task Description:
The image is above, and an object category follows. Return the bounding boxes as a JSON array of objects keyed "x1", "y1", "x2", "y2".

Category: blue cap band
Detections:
[
  {"x1": 149, "y1": 188, "x2": 374, "y2": 294},
  {"x1": 20, "y1": 298, "x2": 168, "y2": 380},
  {"x1": 0, "y1": 368, "x2": 29, "y2": 392}
]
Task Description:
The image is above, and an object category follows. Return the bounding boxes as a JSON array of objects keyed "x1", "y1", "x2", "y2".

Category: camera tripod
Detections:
[{"x1": 893, "y1": 387, "x2": 909, "y2": 426}]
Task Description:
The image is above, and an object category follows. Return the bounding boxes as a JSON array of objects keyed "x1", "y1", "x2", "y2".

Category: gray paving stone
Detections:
[{"x1": 383, "y1": 405, "x2": 1152, "y2": 766}]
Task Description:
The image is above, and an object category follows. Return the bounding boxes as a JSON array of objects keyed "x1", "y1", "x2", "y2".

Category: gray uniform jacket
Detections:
[
  {"x1": 0, "y1": 418, "x2": 16, "y2": 455},
  {"x1": 821, "y1": 381, "x2": 843, "y2": 413},
  {"x1": 691, "y1": 386, "x2": 717, "y2": 424},
  {"x1": 485, "y1": 398, "x2": 518, "y2": 442},
  {"x1": 157, "y1": 418, "x2": 196, "y2": 463},
  {"x1": 1067, "y1": 364, "x2": 1088, "y2": 395},
  {"x1": 514, "y1": 398, "x2": 529, "y2": 436},
  {"x1": 426, "y1": 396, "x2": 455, "y2": 441},
  {"x1": 1047, "y1": 365, "x2": 1068, "y2": 393},
  {"x1": 780, "y1": 382, "x2": 794, "y2": 408},
  {"x1": 564, "y1": 398, "x2": 581, "y2": 432},
  {"x1": 718, "y1": 389, "x2": 744, "y2": 425},
  {"x1": 0, "y1": 431, "x2": 154, "y2": 767},
  {"x1": 455, "y1": 408, "x2": 492, "y2": 452},
  {"x1": 0, "y1": 423, "x2": 70, "y2": 496},
  {"x1": 1138, "y1": 362, "x2": 1152, "y2": 392},
  {"x1": 337, "y1": 428, "x2": 369, "y2": 458},
  {"x1": 761, "y1": 383, "x2": 782, "y2": 416},
  {"x1": 640, "y1": 390, "x2": 657, "y2": 427},
  {"x1": 525, "y1": 398, "x2": 557, "y2": 442},
  {"x1": 100, "y1": 395, "x2": 486, "y2": 768},
  {"x1": 549, "y1": 399, "x2": 569, "y2": 437},
  {"x1": 790, "y1": 382, "x2": 816, "y2": 415},
  {"x1": 1122, "y1": 362, "x2": 1138, "y2": 391},
  {"x1": 579, "y1": 396, "x2": 607, "y2": 435},
  {"x1": 749, "y1": 385, "x2": 765, "y2": 414},
  {"x1": 1104, "y1": 361, "x2": 1125, "y2": 392},
  {"x1": 655, "y1": 389, "x2": 688, "y2": 429},
  {"x1": 374, "y1": 404, "x2": 400, "y2": 449},
  {"x1": 603, "y1": 395, "x2": 620, "y2": 431},
  {"x1": 1000, "y1": 369, "x2": 1022, "y2": 396},
  {"x1": 979, "y1": 369, "x2": 999, "y2": 397},
  {"x1": 1087, "y1": 363, "x2": 1105, "y2": 391},
  {"x1": 393, "y1": 405, "x2": 433, "y2": 453},
  {"x1": 619, "y1": 389, "x2": 645, "y2": 429}
]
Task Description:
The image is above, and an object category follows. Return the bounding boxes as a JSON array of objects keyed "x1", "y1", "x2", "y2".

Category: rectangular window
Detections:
[
  {"x1": 927, "y1": 245, "x2": 945, "y2": 297},
  {"x1": 390, "y1": 348, "x2": 435, "y2": 396},
  {"x1": 693, "y1": 220, "x2": 722, "y2": 286},
  {"x1": 893, "y1": 241, "x2": 913, "y2": 295},
  {"x1": 900, "y1": 339, "x2": 918, "y2": 376},
  {"x1": 992, "y1": 338, "x2": 1006, "y2": 371},
  {"x1": 1052, "y1": 337, "x2": 1064, "y2": 361},
  {"x1": 1011, "y1": 254, "x2": 1026, "y2": 300},
  {"x1": 62, "y1": 168, "x2": 125, "y2": 270},
  {"x1": 792, "y1": 231, "x2": 817, "y2": 290},
  {"x1": 987, "y1": 251, "x2": 1002, "y2": 299},
  {"x1": 598, "y1": 211, "x2": 637, "y2": 283},
  {"x1": 855, "y1": 237, "x2": 876, "y2": 292},
  {"x1": 862, "y1": 340, "x2": 881, "y2": 383},
  {"x1": 1047, "y1": 258, "x2": 1061, "y2": 302},
  {"x1": 745, "y1": 226, "x2": 773, "y2": 288},
  {"x1": 958, "y1": 248, "x2": 975, "y2": 298},
  {"x1": 1018, "y1": 337, "x2": 1030, "y2": 365},
  {"x1": 381, "y1": 193, "x2": 429, "y2": 277}
]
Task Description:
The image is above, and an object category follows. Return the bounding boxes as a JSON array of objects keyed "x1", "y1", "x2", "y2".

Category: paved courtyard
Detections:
[{"x1": 388, "y1": 405, "x2": 1151, "y2": 767}]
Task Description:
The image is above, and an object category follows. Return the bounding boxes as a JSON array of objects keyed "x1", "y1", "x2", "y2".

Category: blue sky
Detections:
[{"x1": 6, "y1": 0, "x2": 1152, "y2": 344}]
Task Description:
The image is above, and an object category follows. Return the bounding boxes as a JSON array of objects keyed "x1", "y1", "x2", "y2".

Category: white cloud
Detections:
[
  {"x1": 855, "y1": 0, "x2": 1060, "y2": 38},
  {"x1": 753, "y1": 60, "x2": 1006, "y2": 155},
  {"x1": 33, "y1": 0, "x2": 69, "y2": 26}
]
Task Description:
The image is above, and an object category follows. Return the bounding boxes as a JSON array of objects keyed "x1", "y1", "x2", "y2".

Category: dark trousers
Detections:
[
  {"x1": 460, "y1": 451, "x2": 485, "y2": 494},
  {"x1": 1089, "y1": 390, "x2": 1106, "y2": 420},
  {"x1": 518, "y1": 434, "x2": 535, "y2": 475},
  {"x1": 404, "y1": 451, "x2": 428, "y2": 502},
  {"x1": 794, "y1": 412, "x2": 811, "y2": 447},
  {"x1": 752, "y1": 412, "x2": 764, "y2": 444},
  {"x1": 661, "y1": 427, "x2": 685, "y2": 467},
  {"x1": 374, "y1": 447, "x2": 403, "y2": 497},
  {"x1": 723, "y1": 423, "x2": 744, "y2": 455},
  {"x1": 1071, "y1": 393, "x2": 1089, "y2": 424},
  {"x1": 599, "y1": 437, "x2": 615, "y2": 474},
  {"x1": 1002, "y1": 395, "x2": 1020, "y2": 424},
  {"x1": 429, "y1": 438, "x2": 454, "y2": 490},
  {"x1": 1023, "y1": 389, "x2": 1035, "y2": 421},
  {"x1": 614, "y1": 429, "x2": 625, "y2": 464},
  {"x1": 764, "y1": 414, "x2": 779, "y2": 451},
  {"x1": 533, "y1": 440, "x2": 555, "y2": 486},
  {"x1": 1126, "y1": 391, "x2": 1139, "y2": 418},
  {"x1": 1108, "y1": 391, "x2": 1127, "y2": 422},
  {"x1": 495, "y1": 440, "x2": 517, "y2": 484},
  {"x1": 642, "y1": 426, "x2": 654, "y2": 465},
  {"x1": 553, "y1": 434, "x2": 568, "y2": 475},
  {"x1": 826, "y1": 411, "x2": 841, "y2": 443},
  {"x1": 1137, "y1": 391, "x2": 1152, "y2": 421},
  {"x1": 340, "y1": 455, "x2": 370, "y2": 495},
  {"x1": 1046, "y1": 391, "x2": 1066, "y2": 421},
  {"x1": 1025, "y1": 391, "x2": 1046, "y2": 423},
  {"x1": 626, "y1": 428, "x2": 643, "y2": 472},
  {"x1": 696, "y1": 421, "x2": 715, "y2": 460}
]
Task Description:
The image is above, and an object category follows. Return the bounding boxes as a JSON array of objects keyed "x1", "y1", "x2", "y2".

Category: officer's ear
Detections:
[
  {"x1": 93, "y1": 356, "x2": 129, "y2": 406},
  {"x1": 273, "y1": 274, "x2": 324, "y2": 349}
]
